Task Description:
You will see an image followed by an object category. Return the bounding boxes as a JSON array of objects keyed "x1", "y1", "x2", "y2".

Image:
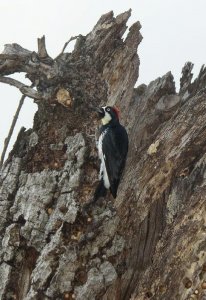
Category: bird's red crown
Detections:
[{"x1": 112, "y1": 106, "x2": 120, "y2": 119}]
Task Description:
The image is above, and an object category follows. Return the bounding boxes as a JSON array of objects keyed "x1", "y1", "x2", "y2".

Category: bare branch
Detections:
[
  {"x1": 20, "y1": 85, "x2": 42, "y2": 100},
  {"x1": 0, "y1": 76, "x2": 25, "y2": 89},
  {"x1": 0, "y1": 42, "x2": 53, "y2": 77},
  {"x1": 0, "y1": 54, "x2": 25, "y2": 60},
  {"x1": 38, "y1": 35, "x2": 49, "y2": 58},
  {"x1": 0, "y1": 76, "x2": 42, "y2": 99},
  {"x1": 37, "y1": 36, "x2": 53, "y2": 66},
  {"x1": 3, "y1": 43, "x2": 31, "y2": 56},
  {"x1": 60, "y1": 35, "x2": 81, "y2": 55},
  {"x1": 0, "y1": 79, "x2": 36, "y2": 169},
  {"x1": 0, "y1": 52, "x2": 29, "y2": 76},
  {"x1": 0, "y1": 92, "x2": 28, "y2": 169}
]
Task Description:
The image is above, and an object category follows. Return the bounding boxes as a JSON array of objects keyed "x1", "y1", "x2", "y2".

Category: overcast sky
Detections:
[{"x1": 0, "y1": 0, "x2": 206, "y2": 158}]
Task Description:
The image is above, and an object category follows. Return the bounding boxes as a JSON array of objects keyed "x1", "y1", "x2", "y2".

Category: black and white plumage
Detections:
[{"x1": 94, "y1": 106, "x2": 128, "y2": 200}]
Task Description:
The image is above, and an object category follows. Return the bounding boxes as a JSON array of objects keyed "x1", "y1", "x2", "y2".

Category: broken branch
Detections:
[
  {"x1": 38, "y1": 35, "x2": 49, "y2": 58},
  {"x1": 0, "y1": 89, "x2": 32, "y2": 169},
  {"x1": 0, "y1": 76, "x2": 42, "y2": 99},
  {"x1": 60, "y1": 35, "x2": 81, "y2": 55}
]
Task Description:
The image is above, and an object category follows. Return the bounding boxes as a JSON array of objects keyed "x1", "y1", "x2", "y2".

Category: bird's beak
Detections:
[{"x1": 92, "y1": 107, "x2": 105, "y2": 119}]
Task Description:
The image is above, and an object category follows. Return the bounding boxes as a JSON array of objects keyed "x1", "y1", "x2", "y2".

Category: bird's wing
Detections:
[{"x1": 102, "y1": 127, "x2": 128, "y2": 197}]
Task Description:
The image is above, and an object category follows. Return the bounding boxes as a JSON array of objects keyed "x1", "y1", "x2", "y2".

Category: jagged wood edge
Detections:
[{"x1": 0, "y1": 34, "x2": 74, "y2": 167}]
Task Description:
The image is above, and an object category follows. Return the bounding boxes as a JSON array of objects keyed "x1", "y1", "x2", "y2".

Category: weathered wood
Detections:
[
  {"x1": 60, "y1": 35, "x2": 81, "y2": 55},
  {"x1": 0, "y1": 9, "x2": 206, "y2": 300},
  {"x1": 0, "y1": 95, "x2": 26, "y2": 169},
  {"x1": 0, "y1": 77, "x2": 41, "y2": 99},
  {"x1": 37, "y1": 36, "x2": 49, "y2": 58}
]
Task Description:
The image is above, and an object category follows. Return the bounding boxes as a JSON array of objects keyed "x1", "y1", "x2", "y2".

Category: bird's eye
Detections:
[{"x1": 106, "y1": 107, "x2": 110, "y2": 112}]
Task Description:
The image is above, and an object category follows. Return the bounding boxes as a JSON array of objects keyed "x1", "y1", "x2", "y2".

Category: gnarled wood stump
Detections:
[{"x1": 0, "y1": 10, "x2": 206, "y2": 300}]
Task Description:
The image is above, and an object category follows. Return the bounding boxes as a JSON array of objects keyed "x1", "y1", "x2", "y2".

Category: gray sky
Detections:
[{"x1": 0, "y1": 0, "x2": 206, "y2": 158}]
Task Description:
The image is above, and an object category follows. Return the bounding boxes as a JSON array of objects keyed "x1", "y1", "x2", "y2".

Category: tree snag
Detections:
[{"x1": 0, "y1": 9, "x2": 206, "y2": 300}]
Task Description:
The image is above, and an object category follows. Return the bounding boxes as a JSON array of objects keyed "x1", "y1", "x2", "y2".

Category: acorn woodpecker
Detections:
[{"x1": 94, "y1": 106, "x2": 128, "y2": 200}]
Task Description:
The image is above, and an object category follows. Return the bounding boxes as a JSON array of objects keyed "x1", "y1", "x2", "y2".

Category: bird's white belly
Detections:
[
  {"x1": 101, "y1": 158, "x2": 110, "y2": 188},
  {"x1": 98, "y1": 130, "x2": 110, "y2": 189},
  {"x1": 98, "y1": 129, "x2": 107, "y2": 158}
]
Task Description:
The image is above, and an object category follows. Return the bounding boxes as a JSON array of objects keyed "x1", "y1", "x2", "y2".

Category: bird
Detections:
[{"x1": 93, "y1": 105, "x2": 128, "y2": 201}]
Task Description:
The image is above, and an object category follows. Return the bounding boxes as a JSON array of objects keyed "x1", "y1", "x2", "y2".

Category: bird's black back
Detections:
[{"x1": 101, "y1": 122, "x2": 128, "y2": 198}]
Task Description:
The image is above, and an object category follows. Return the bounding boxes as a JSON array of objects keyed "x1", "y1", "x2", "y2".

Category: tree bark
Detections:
[{"x1": 0, "y1": 10, "x2": 206, "y2": 300}]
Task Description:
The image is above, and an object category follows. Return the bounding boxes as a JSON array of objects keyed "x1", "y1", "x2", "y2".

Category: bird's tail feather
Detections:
[
  {"x1": 110, "y1": 179, "x2": 120, "y2": 199},
  {"x1": 93, "y1": 179, "x2": 107, "y2": 202}
]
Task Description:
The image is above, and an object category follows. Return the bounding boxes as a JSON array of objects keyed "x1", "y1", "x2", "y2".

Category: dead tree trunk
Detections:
[{"x1": 0, "y1": 10, "x2": 206, "y2": 300}]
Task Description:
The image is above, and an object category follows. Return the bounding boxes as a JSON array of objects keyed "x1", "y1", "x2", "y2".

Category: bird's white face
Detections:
[{"x1": 101, "y1": 106, "x2": 112, "y2": 125}]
